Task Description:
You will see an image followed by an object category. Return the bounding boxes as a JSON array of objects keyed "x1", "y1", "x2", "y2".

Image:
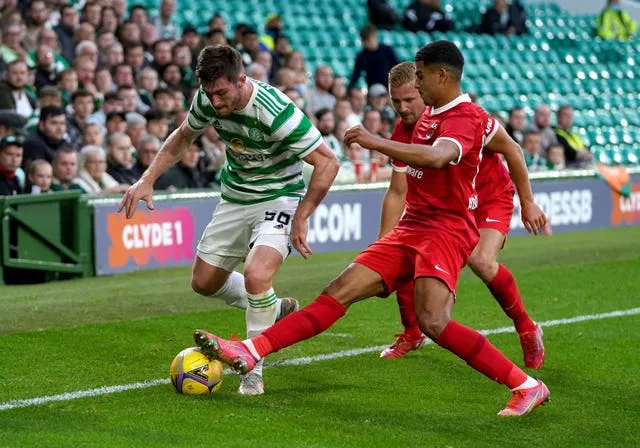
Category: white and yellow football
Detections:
[{"x1": 170, "y1": 347, "x2": 224, "y2": 395}]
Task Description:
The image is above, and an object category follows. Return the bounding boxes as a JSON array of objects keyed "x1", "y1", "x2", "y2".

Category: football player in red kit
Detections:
[
  {"x1": 379, "y1": 62, "x2": 545, "y2": 370},
  {"x1": 193, "y1": 41, "x2": 550, "y2": 416}
]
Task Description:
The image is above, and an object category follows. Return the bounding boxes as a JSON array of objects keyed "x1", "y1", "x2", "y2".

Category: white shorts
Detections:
[{"x1": 196, "y1": 196, "x2": 300, "y2": 272}]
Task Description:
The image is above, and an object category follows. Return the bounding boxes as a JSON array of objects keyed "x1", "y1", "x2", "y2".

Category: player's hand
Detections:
[
  {"x1": 344, "y1": 125, "x2": 378, "y2": 150},
  {"x1": 291, "y1": 215, "x2": 312, "y2": 259},
  {"x1": 520, "y1": 200, "x2": 547, "y2": 235},
  {"x1": 118, "y1": 178, "x2": 155, "y2": 219}
]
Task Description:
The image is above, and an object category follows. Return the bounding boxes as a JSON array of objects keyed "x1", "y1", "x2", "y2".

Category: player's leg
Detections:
[
  {"x1": 471, "y1": 199, "x2": 544, "y2": 368},
  {"x1": 413, "y1": 276, "x2": 549, "y2": 416},
  {"x1": 194, "y1": 232, "x2": 408, "y2": 374},
  {"x1": 191, "y1": 256, "x2": 247, "y2": 308},
  {"x1": 379, "y1": 280, "x2": 426, "y2": 359}
]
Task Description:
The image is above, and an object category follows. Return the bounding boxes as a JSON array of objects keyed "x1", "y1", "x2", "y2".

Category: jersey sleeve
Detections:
[
  {"x1": 186, "y1": 88, "x2": 215, "y2": 132},
  {"x1": 434, "y1": 113, "x2": 479, "y2": 165},
  {"x1": 483, "y1": 114, "x2": 500, "y2": 145},
  {"x1": 271, "y1": 105, "x2": 323, "y2": 159}
]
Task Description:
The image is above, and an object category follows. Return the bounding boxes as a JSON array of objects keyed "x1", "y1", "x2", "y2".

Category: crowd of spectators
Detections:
[{"x1": 0, "y1": 0, "x2": 626, "y2": 197}]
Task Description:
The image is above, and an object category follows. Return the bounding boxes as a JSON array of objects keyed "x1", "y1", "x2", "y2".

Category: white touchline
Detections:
[{"x1": 1, "y1": 307, "x2": 639, "y2": 412}]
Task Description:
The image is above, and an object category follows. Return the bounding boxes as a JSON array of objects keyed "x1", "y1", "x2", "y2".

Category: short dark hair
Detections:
[
  {"x1": 152, "y1": 39, "x2": 172, "y2": 53},
  {"x1": 315, "y1": 108, "x2": 333, "y2": 121},
  {"x1": 153, "y1": 86, "x2": 174, "y2": 98},
  {"x1": 242, "y1": 28, "x2": 258, "y2": 37},
  {"x1": 523, "y1": 130, "x2": 541, "y2": 142},
  {"x1": 509, "y1": 106, "x2": 524, "y2": 117},
  {"x1": 195, "y1": 45, "x2": 243, "y2": 84},
  {"x1": 39, "y1": 85, "x2": 61, "y2": 99},
  {"x1": 360, "y1": 24, "x2": 377, "y2": 42},
  {"x1": 53, "y1": 144, "x2": 76, "y2": 162},
  {"x1": 557, "y1": 104, "x2": 573, "y2": 115},
  {"x1": 71, "y1": 90, "x2": 93, "y2": 103},
  {"x1": 124, "y1": 41, "x2": 144, "y2": 52},
  {"x1": 144, "y1": 108, "x2": 165, "y2": 122},
  {"x1": 40, "y1": 106, "x2": 65, "y2": 122},
  {"x1": 415, "y1": 40, "x2": 465, "y2": 82}
]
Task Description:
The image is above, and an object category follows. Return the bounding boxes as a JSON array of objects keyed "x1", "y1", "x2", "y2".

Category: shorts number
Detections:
[{"x1": 265, "y1": 211, "x2": 291, "y2": 225}]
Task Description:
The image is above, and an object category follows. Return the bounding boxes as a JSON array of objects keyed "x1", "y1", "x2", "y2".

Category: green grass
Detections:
[{"x1": 1, "y1": 227, "x2": 639, "y2": 447}]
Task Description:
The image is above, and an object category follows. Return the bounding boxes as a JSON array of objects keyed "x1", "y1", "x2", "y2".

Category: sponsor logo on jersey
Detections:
[
  {"x1": 248, "y1": 127, "x2": 264, "y2": 142},
  {"x1": 230, "y1": 137, "x2": 246, "y2": 153},
  {"x1": 485, "y1": 118, "x2": 493, "y2": 135}
]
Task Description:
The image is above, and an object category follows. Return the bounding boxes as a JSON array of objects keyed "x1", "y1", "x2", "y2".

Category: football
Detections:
[{"x1": 170, "y1": 347, "x2": 224, "y2": 395}]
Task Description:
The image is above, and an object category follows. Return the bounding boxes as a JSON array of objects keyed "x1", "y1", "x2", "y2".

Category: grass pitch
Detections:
[{"x1": 1, "y1": 227, "x2": 639, "y2": 447}]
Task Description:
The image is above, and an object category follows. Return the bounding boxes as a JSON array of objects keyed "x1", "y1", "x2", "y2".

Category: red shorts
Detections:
[
  {"x1": 354, "y1": 228, "x2": 473, "y2": 296},
  {"x1": 474, "y1": 191, "x2": 514, "y2": 235}
]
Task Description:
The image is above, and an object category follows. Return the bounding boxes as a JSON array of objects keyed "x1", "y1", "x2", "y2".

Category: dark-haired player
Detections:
[
  {"x1": 119, "y1": 45, "x2": 340, "y2": 395},
  {"x1": 379, "y1": 62, "x2": 545, "y2": 370},
  {"x1": 194, "y1": 41, "x2": 550, "y2": 416}
]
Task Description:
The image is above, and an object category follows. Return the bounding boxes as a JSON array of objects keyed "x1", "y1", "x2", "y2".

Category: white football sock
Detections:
[
  {"x1": 511, "y1": 376, "x2": 539, "y2": 391},
  {"x1": 211, "y1": 271, "x2": 247, "y2": 309},
  {"x1": 246, "y1": 288, "x2": 278, "y2": 377}
]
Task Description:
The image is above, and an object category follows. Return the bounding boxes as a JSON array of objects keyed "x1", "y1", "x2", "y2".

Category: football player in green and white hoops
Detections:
[{"x1": 119, "y1": 45, "x2": 340, "y2": 395}]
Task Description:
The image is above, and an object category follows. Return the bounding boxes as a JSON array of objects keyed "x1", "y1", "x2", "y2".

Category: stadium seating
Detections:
[{"x1": 136, "y1": 0, "x2": 638, "y2": 164}]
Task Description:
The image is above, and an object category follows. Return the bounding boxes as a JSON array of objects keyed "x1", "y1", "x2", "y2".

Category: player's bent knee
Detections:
[
  {"x1": 191, "y1": 274, "x2": 213, "y2": 296},
  {"x1": 243, "y1": 265, "x2": 275, "y2": 293},
  {"x1": 416, "y1": 308, "x2": 450, "y2": 341},
  {"x1": 468, "y1": 251, "x2": 495, "y2": 280}
]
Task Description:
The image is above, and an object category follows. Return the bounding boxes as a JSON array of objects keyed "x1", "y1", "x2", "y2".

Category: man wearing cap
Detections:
[
  {"x1": 0, "y1": 110, "x2": 28, "y2": 138},
  {"x1": 0, "y1": 135, "x2": 24, "y2": 195},
  {"x1": 260, "y1": 14, "x2": 284, "y2": 51}
]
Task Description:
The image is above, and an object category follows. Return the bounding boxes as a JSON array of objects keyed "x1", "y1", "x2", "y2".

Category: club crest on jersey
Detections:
[
  {"x1": 425, "y1": 122, "x2": 438, "y2": 140},
  {"x1": 230, "y1": 137, "x2": 246, "y2": 153},
  {"x1": 248, "y1": 127, "x2": 264, "y2": 142}
]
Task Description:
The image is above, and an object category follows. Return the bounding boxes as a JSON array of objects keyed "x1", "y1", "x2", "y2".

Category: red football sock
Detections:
[
  {"x1": 396, "y1": 282, "x2": 422, "y2": 340},
  {"x1": 487, "y1": 264, "x2": 536, "y2": 334},
  {"x1": 252, "y1": 293, "x2": 347, "y2": 357},
  {"x1": 437, "y1": 320, "x2": 528, "y2": 390}
]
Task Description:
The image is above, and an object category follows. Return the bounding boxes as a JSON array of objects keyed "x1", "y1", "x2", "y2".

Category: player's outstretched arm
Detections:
[
  {"x1": 378, "y1": 169, "x2": 407, "y2": 239},
  {"x1": 344, "y1": 125, "x2": 458, "y2": 169},
  {"x1": 118, "y1": 121, "x2": 199, "y2": 219},
  {"x1": 486, "y1": 126, "x2": 547, "y2": 234},
  {"x1": 293, "y1": 143, "x2": 340, "y2": 258}
]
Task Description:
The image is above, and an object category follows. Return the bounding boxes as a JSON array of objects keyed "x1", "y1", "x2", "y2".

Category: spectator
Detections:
[
  {"x1": 97, "y1": 31, "x2": 117, "y2": 55},
  {"x1": 73, "y1": 55, "x2": 97, "y2": 96},
  {"x1": 124, "y1": 42, "x2": 147, "y2": 75},
  {"x1": 331, "y1": 76, "x2": 347, "y2": 100},
  {"x1": 118, "y1": 22, "x2": 141, "y2": 46},
  {"x1": 75, "y1": 40, "x2": 99, "y2": 66},
  {"x1": 349, "y1": 87, "x2": 367, "y2": 119},
  {"x1": 547, "y1": 143, "x2": 566, "y2": 170},
  {"x1": 181, "y1": 25, "x2": 201, "y2": 58},
  {"x1": 106, "y1": 132, "x2": 138, "y2": 185},
  {"x1": 246, "y1": 62, "x2": 268, "y2": 83},
  {"x1": 113, "y1": 64, "x2": 135, "y2": 89},
  {"x1": 23, "y1": 106, "x2": 67, "y2": 168},
  {"x1": 137, "y1": 67, "x2": 159, "y2": 107},
  {"x1": 0, "y1": 135, "x2": 23, "y2": 195},
  {"x1": 73, "y1": 23, "x2": 96, "y2": 45},
  {"x1": 134, "y1": 133, "x2": 172, "y2": 189},
  {"x1": 349, "y1": 24, "x2": 399, "y2": 91},
  {"x1": 597, "y1": 0, "x2": 637, "y2": 40},
  {"x1": 33, "y1": 45, "x2": 58, "y2": 90},
  {"x1": 239, "y1": 28, "x2": 261, "y2": 65},
  {"x1": 125, "y1": 112, "x2": 146, "y2": 147},
  {"x1": 99, "y1": 7, "x2": 120, "y2": 34},
  {"x1": 150, "y1": 39, "x2": 173, "y2": 76},
  {"x1": 270, "y1": 35, "x2": 290, "y2": 79},
  {"x1": 128, "y1": 6, "x2": 149, "y2": 29},
  {"x1": 95, "y1": 67, "x2": 114, "y2": 95},
  {"x1": 24, "y1": 86, "x2": 61, "y2": 133},
  {"x1": 51, "y1": 146, "x2": 82, "y2": 191},
  {"x1": 316, "y1": 108, "x2": 344, "y2": 161},
  {"x1": 481, "y1": 0, "x2": 528, "y2": 36},
  {"x1": 26, "y1": 159, "x2": 53, "y2": 193},
  {"x1": 106, "y1": 111, "x2": 127, "y2": 134},
  {"x1": 32, "y1": 28, "x2": 69, "y2": 73},
  {"x1": 208, "y1": 14, "x2": 228, "y2": 35},
  {"x1": 0, "y1": 60, "x2": 37, "y2": 117},
  {"x1": 67, "y1": 91, "x2": 95, "y2": 150},
  {"x1": 334, "y1": 98, "x2": 361, "y2": 127},
  {"x1": 58, "y1": 69, "x2": 78, "y2": 107},
  {"x1": 554, "y1": 105, "x2": 593, "y2": 167},
  {"x1": 164, "y1": 141, "x2": 206, "y2": 189},
  {"x1": 105, "y1": 43, "x2": 124, "y2": 69},
  {"x1": 309, "y1": 65, "x2": 336, "y2": 114},
  {"x1": 525, "y1": 104, "x2": 558, "y2": 152},
  {"x1": 260, "y1": 14, "x2": 284, "y2": 51},
  {"x1": 0, "y1": 110, "x2": 27, "y2": 138},
  {"x1": 151, "y1": 0, "x2": 180, "y2": 40},
  {"x1": 74, "y1": 145, "x2": 128, "y2": 194},
  {"x1": 83, "y1": 122, "x2": 105, "y2": 147},
  {"x1": 254, "y1": 51, "x2": 273, "y2": 81},
  {"x1": 173, "y1": 43, "x2": 196, "y2": 88},
  {"x1": 367, "y1": 0, "x2": 400, "y2": 30},
  {"x1": 521, "y1": 130, "x2": 548, "y2": 171},
  {"x1": 1, "y1": 22, "x2": 28, "y2": 66},
  {"x1": 403, "y1": 0, "x2": 455, "y2": 33},
  {"x1": 506, "y1": 106, "x2": 526, "y2": 145},
  {"x1": 118, "y1": 84, "x2": 148, "y2": 114},
  {"x1": 152, "y1": 87, "x2": 176, "y2": 117},
  {"x1": 284, "y1": 51, "x2": 309, "y2": 94},
  {"x1": 145, "y1": 108, "x2": 169, "y2": 141},
  {"x1": 82, "y1": 2, "x2": 103, "y2": 29},
  {"x1": 200, "y1": 127, "x2": 226, "y2": 174},
  {"x1": 55, "y1": 4, "x2": 78, "y2": 64}
]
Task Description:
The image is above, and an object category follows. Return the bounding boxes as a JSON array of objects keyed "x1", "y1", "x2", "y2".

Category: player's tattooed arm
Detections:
[
  {"x1": 344, "y1": 125, "x2": 458, "y2": 168},
  {"x1": 119, "y1": 121, "x2": 201, "y2": 219},
  {"x1": 293, "y1": 143, "x2": 340, "y2": 258},
  {"x1": 486, "y1": 126, "x2": 547, "y2": 234}
]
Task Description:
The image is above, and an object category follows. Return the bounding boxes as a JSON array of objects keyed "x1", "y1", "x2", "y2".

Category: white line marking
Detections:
[
  {"x1": 321, "y1": 333, "x2": 354, "y2": 338},
  {"x1": 1, "y1": 307, "x2": 639, "y2": 412}
]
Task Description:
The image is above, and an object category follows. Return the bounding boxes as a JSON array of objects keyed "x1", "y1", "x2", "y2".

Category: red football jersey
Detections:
[
  {"x1": 475, "y1": 117, "x2": 515, "y2": 202},
  {"x1": 390, "y1": 94, "x2": 492, "y2": 246}
]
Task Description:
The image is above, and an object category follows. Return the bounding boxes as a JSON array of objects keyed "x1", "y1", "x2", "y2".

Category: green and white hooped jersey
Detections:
[{"x1": 186, "y1": 78, "x2": 323, "y2": 204}]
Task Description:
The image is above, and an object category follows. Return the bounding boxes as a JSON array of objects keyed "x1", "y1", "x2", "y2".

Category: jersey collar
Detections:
[
  {"x1": 236, "y1": 78, "x2": 259, "y2": 114},
  {"x1": 430, "y1": 93, "x2": 471, "y2": 116}
]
